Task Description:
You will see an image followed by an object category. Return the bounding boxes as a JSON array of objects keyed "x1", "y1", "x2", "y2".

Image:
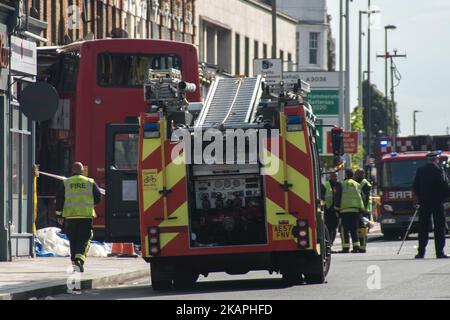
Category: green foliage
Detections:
[
  {"x1": 350, "y1": 107, "x2": 365, "y2": 170},
  {"x1": 362, "y1": 80, "x2": 400, "y2": 152}
]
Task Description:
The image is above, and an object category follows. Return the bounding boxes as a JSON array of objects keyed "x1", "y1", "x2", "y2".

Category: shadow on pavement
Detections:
[{"x1": 58, "y1": 277, "x2": 327, "y2": 300}]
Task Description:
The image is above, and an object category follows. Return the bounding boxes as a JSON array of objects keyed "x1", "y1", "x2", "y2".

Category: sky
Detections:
[{"x1": 326, "y1": 0, "x2": 450, "y2": 136}]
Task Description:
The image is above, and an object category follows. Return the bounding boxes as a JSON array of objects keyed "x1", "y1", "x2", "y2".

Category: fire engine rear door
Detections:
[{"x1": 105, "y1": 124, "x2": 140, "y2": 243}]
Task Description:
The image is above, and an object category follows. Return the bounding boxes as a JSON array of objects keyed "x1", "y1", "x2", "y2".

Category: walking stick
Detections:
[{"x1": 397, "y1": 205, "x2": 420, "y2": 255}]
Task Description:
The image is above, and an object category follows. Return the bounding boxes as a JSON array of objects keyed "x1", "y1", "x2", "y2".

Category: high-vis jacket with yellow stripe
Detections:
[
  {"x1": 56, "y1": 175, "x2": 102, "y2": 219},
  {"x1": 340, "y1": 179, "x2": 365, "y2": 214}
]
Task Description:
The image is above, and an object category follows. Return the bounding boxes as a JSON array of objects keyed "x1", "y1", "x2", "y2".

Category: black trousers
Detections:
[
  {"x1": 418, "y1": 204, "x2": 446, "y2": 256},
  {"x1": 324, "y1": 208, "x2": 339, "y2": 245},
  {"x1": 64, "y1": 219, "x2": 93, "y2": 262},
  {"x1": 340, "y1": 213, "x2": 360, "y2": 250}
]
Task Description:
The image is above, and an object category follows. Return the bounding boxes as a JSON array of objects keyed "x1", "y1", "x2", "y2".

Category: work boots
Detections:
[{"x1": 74, "y1": 258, "x2": 85, "y2": 273}]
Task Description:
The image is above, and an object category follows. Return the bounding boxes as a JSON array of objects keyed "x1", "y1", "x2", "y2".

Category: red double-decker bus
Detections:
[{"x1": 36, "y1": 39, "x2": 200, "y2": 239}]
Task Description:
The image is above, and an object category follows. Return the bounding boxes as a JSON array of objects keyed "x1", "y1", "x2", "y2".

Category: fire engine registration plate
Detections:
[{"x1": 273, "y1": 224, "x2": 294, "y2": 241}]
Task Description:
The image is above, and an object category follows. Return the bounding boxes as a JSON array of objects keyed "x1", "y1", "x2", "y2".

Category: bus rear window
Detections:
[{"x1": 97, "y1": 53, "x2": 181, "y2": 87}]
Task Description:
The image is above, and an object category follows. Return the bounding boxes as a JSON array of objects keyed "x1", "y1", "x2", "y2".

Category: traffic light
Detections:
[{"x1": 331, "y1": 127, "x2": 344, "y2": 167}]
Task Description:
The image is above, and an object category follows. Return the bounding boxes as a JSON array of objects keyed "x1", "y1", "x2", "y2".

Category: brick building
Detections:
[{"x1": 28, "y1": 0, "x2": 196, "y2": 45}]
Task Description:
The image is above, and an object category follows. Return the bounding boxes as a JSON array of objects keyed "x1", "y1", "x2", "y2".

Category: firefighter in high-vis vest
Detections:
[
  {"x1": 339, "y1": 169, "x2": 365, "y2": 253},
  {"x1": 56, "y1": 162, "x2": 102, "y2": 272},
  {"x1": 354, "y1": 169, "x2": 372, "y2": 253},
  {"x1": 321, "y1": 172, "x2": 342, "y2": 248}
]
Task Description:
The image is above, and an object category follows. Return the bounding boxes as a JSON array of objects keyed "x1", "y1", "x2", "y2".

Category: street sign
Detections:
[
  {"x1": 284, "y1": 72, "x2": 341, "y2": 116},
  {"x1": 306, "y1": 90, "x2": 339, "y2": 115},
  {"x1": 327, "y1": 131, "x2": 359, "y2": 154},
  {"x1": 253, "y1": 59, "x2": 283, "y2": 85},
  {"x1": 11, "y1": 36, "x2": 37, "y2": 80}
]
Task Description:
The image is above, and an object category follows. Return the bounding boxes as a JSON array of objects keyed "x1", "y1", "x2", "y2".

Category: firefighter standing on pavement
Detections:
[
  {"x1": 354, "y1": 169, "x2": 372, "y2": 253},
  {"x1": 339, "y1": 169, "x2": 365, "y2": 253},
  {"x1": 56, "y1": 162, "x2": 102, "y2": 272},
  {"x1": 321, "y1": 172, "x2": 342, "y2": 248},
  {"x1": 413, "y1": 151, "x2": 450, "y2": 259}
]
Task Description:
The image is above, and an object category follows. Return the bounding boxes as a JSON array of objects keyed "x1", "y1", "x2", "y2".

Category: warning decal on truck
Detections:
[{"x1": 142, "y1": 169, "x2": 158, "y2": 191}]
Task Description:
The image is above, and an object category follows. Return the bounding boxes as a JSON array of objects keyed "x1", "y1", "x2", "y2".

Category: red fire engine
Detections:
[
  {"x1": 375, "y1": 136, "x2": 450, "y2": 239},
  {"x1": 133, "y1": 68, "x2": 342, "y2": 289}
]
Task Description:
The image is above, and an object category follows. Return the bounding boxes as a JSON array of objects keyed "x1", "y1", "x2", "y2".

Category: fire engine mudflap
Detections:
[{"x1": 137, "y1": 69, "x2": 334, "y2": 290}]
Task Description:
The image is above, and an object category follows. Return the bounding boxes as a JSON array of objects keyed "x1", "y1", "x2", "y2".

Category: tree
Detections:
[
  {"x1": 351, "y1": 107, "x2": 365, "y2": 170},
  {"x1": 362, "y1": 81, "x2": 399, "y2": 152}
]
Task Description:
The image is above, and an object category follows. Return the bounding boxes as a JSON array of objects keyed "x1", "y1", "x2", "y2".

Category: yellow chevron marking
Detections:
[
  {"x1": 266, "y1": 198, "x2": 297, "y2": 226},
  {"x1": 287, "y1": 165, "x2": 311, "y2": 204},
  {"x1": 286, "y1": 130, "x2": 307, "y2": 154},
  {"x1": 142, "y1": 169, "x2": 163, "y2": 213},
  {"x1": 160, "y1": 233, "x2": 178, "y2": 250},
  {"x1": 142, "y1": 138, "x2": 161, "y2": 162},
  {"x1": 142, "y1": 154, "x2": 186, "y2": 213},
  {"x1": 264, "y1": 150, "x2": 311, "y2": 205},
  {"x1": 165, "y1": 154, "x2": 186, "y2": 189},
  {"x1": 159, "y1": 202, "x2": 189, "y2": 227}
]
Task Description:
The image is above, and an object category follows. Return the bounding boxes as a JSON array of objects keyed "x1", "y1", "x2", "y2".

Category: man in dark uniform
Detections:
[
  {"x1": 321, "y1": 172, "x2": 342, "y2": 249},
  {"x1": 413, "y1": 151, "x2": 450, "y2": 259}
]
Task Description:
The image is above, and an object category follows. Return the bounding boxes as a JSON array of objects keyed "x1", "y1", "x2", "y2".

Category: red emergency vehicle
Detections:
[
  {"x1": 375, "y1": 137, "x2": 450, "y2": 239},
  {"x1": 36, "y1": 39, "x2": 200, "y2": 239},
  {"x1": 135, "y1": 71, "x2": 337, "y2": 289}
]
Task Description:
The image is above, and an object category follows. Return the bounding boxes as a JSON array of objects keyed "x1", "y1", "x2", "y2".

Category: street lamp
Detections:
[
  {"x1": 413, "y1": 110, "x2": 422, "y2": 136},
  {"x1": 364, "y1": 1, "x2": 380, "y2": 163},
  {"x1": 384, "y1": 25, "x2": 397, "y2": 134},
  {"x1": 358, "y1": 10, "x2": 381, "y2": 110}
]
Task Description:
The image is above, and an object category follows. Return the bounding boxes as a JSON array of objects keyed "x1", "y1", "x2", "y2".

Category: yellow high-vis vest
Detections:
[
  {"x1": 360, "y1": 178, "x2": 373, "y2": 213},
  {"x1": 323, "y1": 181, "x2": 334, "y2": 210},
  {"x1": 340, "y1": 179, "x2": 364, "y2": 214},
  {"x1": 63, "y1": 175, "x2": 97, "y2": 219}
]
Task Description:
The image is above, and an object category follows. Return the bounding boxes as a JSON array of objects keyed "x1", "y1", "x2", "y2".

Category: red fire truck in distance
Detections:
[
  {"x1": 375, "y1": 136, "x2": 450, "y2": 239},
  {"x1": 36, "y1": 39, "x2": 200, "y2": 239}
]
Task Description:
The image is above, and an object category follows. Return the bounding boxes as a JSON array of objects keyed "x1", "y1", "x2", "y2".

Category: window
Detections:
[
  {"x1": 309, "y1": 32, "x2": 319, "y2": 65},
  {"x1": 10, "y1": 96, "x2": 32, "y2": 235},
  {"x1": 114, "y1": 133, "x2": 139, "y2": 170},
  {"x1": 235, "y1": 33, "x2": 240, "y2": 75},
  {"x1": 97, "y1": 53, "x2": 182, "y2": 87},
  {"x1": 56, "y1": 52, "x2": 80, "y2": 94},
  {"x1": 263, "y1": 43, "x2": 267, "y2": 59},
  {"x1": 245, "y1": 37, "x2": 250, "y2": 76},
  {"x1": 382, "y1": 160, "x2": 427, "y2": 188},
  {"x1": 254, "y1": 40, "x2": 259, "y2": 59}
]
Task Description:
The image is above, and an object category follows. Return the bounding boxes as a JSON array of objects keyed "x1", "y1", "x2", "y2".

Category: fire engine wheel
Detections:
[{"x1": 304, "y1": 224, "x2": 331, "y2": 285}]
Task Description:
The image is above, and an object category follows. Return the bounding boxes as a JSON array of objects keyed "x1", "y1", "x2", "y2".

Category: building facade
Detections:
[
  {"x1": 195, "y1": 0, "x2": 297, "y2": 77},
  {"x1": 0, "y1": 0, "x2": 47, "y2": 261},
  {"x1": 277, "y1": 0, "x2": 335, "y2": 71},
  {"x1": 31, "y1": 0, "x2": 196, "y2": 45}
]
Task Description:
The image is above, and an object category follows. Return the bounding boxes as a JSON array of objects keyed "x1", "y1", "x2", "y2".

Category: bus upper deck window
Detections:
[{"x1": 98, "y1": 53, "x2": 181, "y2": 87}]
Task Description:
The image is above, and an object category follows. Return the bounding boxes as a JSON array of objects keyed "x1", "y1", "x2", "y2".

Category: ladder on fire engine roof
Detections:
[{"x1": 196, "y1": 76, "x2": 263, "y2": 127}]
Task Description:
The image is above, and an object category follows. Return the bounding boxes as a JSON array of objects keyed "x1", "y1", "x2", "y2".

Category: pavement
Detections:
[
  {"x1": 0, "y1": 257, "x2": 149, "y2": 300},
  {"x1": 0, "y1": 222, "x2": 384, "y2": 300},
  {"x1": 53, "y1": 234, "x2": 450, "y2": 300}
]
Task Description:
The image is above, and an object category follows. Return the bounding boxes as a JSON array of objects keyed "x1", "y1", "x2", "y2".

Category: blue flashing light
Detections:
[
  {"x1": 390, "y1": 152, "x2": 398, "y2": 157},
  {"x1": 144, "y1": 123, "x2": 159, "y2": 132},
  {"x1": 287, "y1": 115, "x2": 302, "y2": 125},
  {"x1": 380, "y1": 140, "x2": 389, "y2": 147}
]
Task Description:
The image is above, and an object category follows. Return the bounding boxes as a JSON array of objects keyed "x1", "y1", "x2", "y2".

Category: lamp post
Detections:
[
  {"x1": 384, "y1": 25, "x2": 397, "y2": 134},
  {"x1": 413, "y1": 110, "x2": 422, "y2": 136}
]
